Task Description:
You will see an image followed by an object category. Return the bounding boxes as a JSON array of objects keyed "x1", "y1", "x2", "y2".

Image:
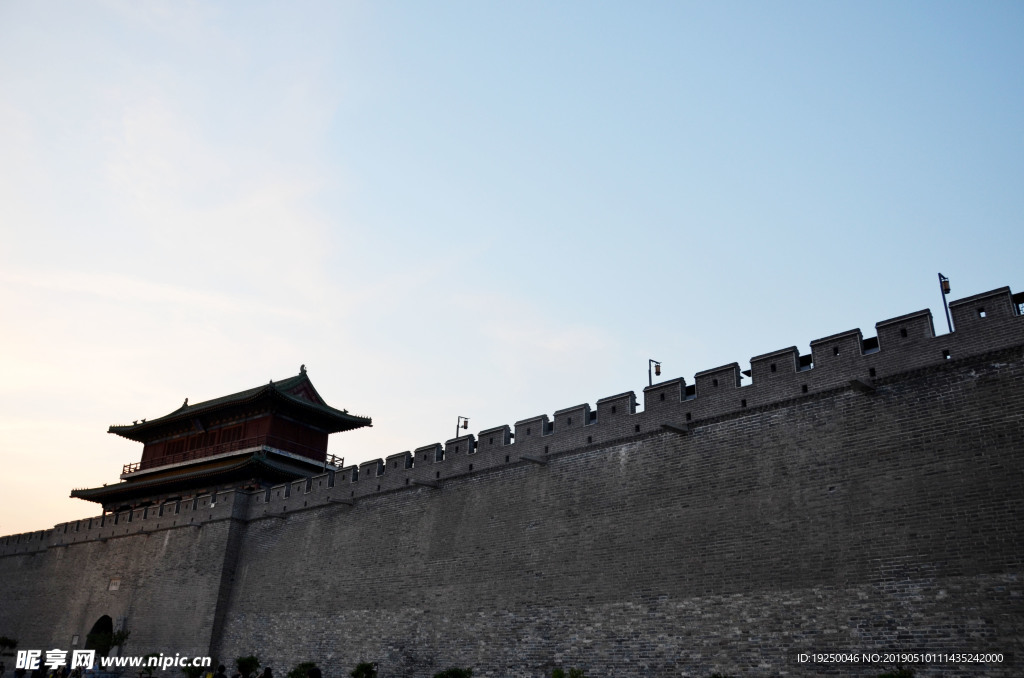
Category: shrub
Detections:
[
  {"x1": 236, "y1": 657, "x2": 261, "y2": 678},
  {"x1": 85, "y1": 630, "x2": 130, "y2": 658},
  {"x1": 433, "y1": 669, "x2": 473, "y2": 678},
  {"x1": 350, "y1": 663, "x2": 377, "y2": 678},
  {"x1": 137, "y1": 653, "x2": 161, "y2": 678},
  {"x1": 286, "y1": 662, "x2": 317, "y2": 678}
]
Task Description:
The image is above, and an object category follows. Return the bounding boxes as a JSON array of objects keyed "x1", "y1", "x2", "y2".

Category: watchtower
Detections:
[{"x1": 71, "y1": 366, "x2": 371, "y2": 513}]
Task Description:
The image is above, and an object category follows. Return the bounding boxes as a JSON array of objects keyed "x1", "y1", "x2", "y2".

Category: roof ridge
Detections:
[{"x1": 108, "y1": 369, "x2": 371, "y2": 441}]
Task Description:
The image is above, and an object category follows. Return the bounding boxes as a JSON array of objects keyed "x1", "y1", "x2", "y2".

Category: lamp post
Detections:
[
  {"x1": 456, "y1": 416, "x2": 470, "y2": 439},
  {"x1": 938, "y1": 273, "x2": 953, "y2": 334},
  {"x1": 648, "y1": 359, "x2": 661, "y2": 387}
]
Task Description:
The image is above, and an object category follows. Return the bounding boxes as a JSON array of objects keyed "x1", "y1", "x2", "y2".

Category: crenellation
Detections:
[
  {"x1": 876, "y1": 308, "x2": 935, "y2": 348},
  {"x1": 466, "y1": 428, "x2": 516, "y2": 475},
  {"x1": 749, "y1": 346, "x2": 800, "y2": 384},
  {"x1": 4, "y1": 285, "x2": 1024, "y2": 678},
  {"x1": 364, "y1": 455, "x2": 407, "y2": 492},
  {"x1": 949, "y1": 286, "x2": 1017, "y2": 331},
  {"x1": 642, "y1": 377, "x2": 685, "y2": 412},
  {"x1": 291, "y1": 472, "x2": 334, "y2": 506},
  {"x1": 386, "y1": 450, "x2": 414, "y2": 470},
  {"x1": 397, "y1": 453, "x2": 429, "y2": 488},
  {"x1": 796, "y1": 352, "x2": 814, "y2": 370},
  {"x1": 552, "y1": 403, "x2": 591, "y2": 432},
  {"x1": 444, "y1": 433, "x2": 475, "y2": 458},
  {"x1": 210, "y1": 489, "x2": 242, "y2": 520},
  {"x1": 438, "y1": 434, "x2": 476, "y2": 478},
  {"x1": 530, "y1": 412, "x2": 578, "y2": 455},
  {"x1": 229, "y1": 288, "x2": 1024, "y2": 508},
  {"x1": 379, "y1": 462, "x2": 411, "y2": 493},
  {"x1": 0, "y1": 488, "x2": 255, "y2": 554},
  {"x1": 694, "y1": 363, "x2": 742, "y2": 398},
  {"x1": 255, "y1": 482, "x2": 283, "y2": 511},
  {"x1": 478, "y1": 424, "x2": 512, "y2": 447},
  {"x1": 809, "y1": 328, "x2": 864, "y2": 365},
  {"x1": 414, "y1": 442, "x2": 444, "y2": 464},
  {"x1": 591, "y1": 391, "x2": 641, "y2": 444},
  {"x1": 596, "y1": 390, "x2": 636, "y2": 414},
  {"x1": 339, "y1": 463, "x2": 359, "y2": 484},
  {"x1": 513, "y1": 415, "x2": 549, "y2": 452},
  {"x1": 358, "y1": 459, "x2": 384, "y2": 479},
  {"x1": 350, "y1": 461, "x2": 381, "y2": 497},
  {"x1": 455, "y1": 286, "x2": 1021, "y2": 460},
  {"x1": 0, "y1": 529, "x2": 49, "y2": 557}
]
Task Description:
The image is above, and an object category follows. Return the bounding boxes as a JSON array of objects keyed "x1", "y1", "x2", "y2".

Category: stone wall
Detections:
[
  {"x1": 0, "y1": 514, "x2": 239, "y2": 659},
  {"x1": 2, "y1": 286, "x2": 1023, "y2": 677},
  {"x1": 214, "y1": 349, "x2": 1024, "y2": 677}
]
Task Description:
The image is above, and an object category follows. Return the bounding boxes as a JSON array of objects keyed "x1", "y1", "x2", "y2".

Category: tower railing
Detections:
[{"x1": 122, "y1": 435, "x2": 338, "y2": 474}]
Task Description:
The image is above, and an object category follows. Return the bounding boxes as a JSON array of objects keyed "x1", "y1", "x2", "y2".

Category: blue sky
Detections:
[{"x1": 1, "y1": 1, "x2": 1022, "y2": 534}]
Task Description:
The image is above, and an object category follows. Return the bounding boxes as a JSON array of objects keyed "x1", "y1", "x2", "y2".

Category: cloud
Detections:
[
  {"x1": 100, "y1": 94, "x2": 339, "y2": 295},
  {"x1": 1, "y1": 269, "x2": 307, "y2": 319}
]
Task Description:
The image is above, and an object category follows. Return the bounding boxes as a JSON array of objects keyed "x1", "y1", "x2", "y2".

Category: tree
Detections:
[
  {"x1": 0, "y1": 636, "x2": 17, "y2": 656},
  {"x1": 236, "y1": 656, "x2": 261, "y2": 678},
  {"x1": 141, "y1": 653, "x2": 161, "y2": 678},
  {"x1": 286, "y1": 662, "x2": 317, "y2": 678},
  {"x1": 433, "y1": 669, "x2": 472, "y2": 678},
  {"x1": 552, "y1": 670, "x2": 586, "y2": 678},
  {"x1": 350, "y1": 663, "x2": 376, "y2": 678},
  {"x1": 85, "y1": 630, "x2": 130, "y2": 658}
]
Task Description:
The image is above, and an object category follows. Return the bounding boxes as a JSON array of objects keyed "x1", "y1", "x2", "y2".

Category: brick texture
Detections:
[{"x1": 2, "y1": 286, "x2": 1023, "y2": 678}]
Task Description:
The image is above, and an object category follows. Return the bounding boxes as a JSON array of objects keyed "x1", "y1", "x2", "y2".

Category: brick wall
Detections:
[
  {"x1": 2, "y1": 286, "x2": 1022, "y2": 677},
  {"x1": 213, "y1": 349, "x2": 1024, "y2": 677}
]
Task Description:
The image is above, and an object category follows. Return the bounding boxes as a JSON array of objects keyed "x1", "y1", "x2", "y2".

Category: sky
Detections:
[{"x1": 1, "y1": 1, "x2": 1022, "y2": 535}]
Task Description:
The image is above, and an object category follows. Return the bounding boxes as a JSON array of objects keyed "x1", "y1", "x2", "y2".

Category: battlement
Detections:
[
  {"x1": 0, "y1": 489, "x2": 248, "y2": 556},
  {"x1": 3, "y1": 285, "x2": 1023, "y2": 678},
  {"x1": 2, "y1": 285, "x2": 1022, "y2": 546},
  {"x1": 364, "y1": 284, "x2": 1022, "y2": 482},
  {"x1": 305, "y1": 285, "x2": 1022, "y2": 506}
]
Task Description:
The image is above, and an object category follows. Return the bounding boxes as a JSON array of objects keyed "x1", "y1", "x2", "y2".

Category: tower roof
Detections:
[
  {"x1": 70, "y1": 451, "x2": 322, "y2": 508},
  {"x1": 108, "y1": 368, "x2": 371, "y2": 442}
]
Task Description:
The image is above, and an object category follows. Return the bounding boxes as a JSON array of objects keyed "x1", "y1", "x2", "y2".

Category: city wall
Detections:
[{"x1": 2, "y1": 286, "x2": 1023, "y2": 677}]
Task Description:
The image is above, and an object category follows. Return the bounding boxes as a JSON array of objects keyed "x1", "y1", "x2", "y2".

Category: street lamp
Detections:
[
  {"x1": 456, "y1": 416, "x2": 470, "y2": 439},
  {"x1": 938, "y1": 273, "x2": 953, "y2": 334},
  {"x1": 648, "y1": 359, "x2": 661, "y2": 387}
]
